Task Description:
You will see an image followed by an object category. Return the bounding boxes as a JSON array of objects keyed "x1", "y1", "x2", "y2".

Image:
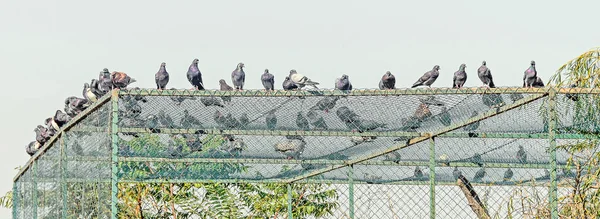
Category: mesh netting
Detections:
[{"x1": 12, "y1": 88, "x2": 600, "y2": 218}]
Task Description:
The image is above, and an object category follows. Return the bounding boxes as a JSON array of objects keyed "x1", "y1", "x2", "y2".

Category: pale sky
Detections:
[{"x1": 1, "y1": 0, "x2": 599, "y2": 217}]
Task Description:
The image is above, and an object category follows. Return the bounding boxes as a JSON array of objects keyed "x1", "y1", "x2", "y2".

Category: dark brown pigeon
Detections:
[
  {"x1": 111, "y1": 71, "x2": 136, "y2": 89},
  {"x1": 379, "y1": 71, "x2": 396, "y2": 90},
  {"x1": 412, "y1": 65, "x2": 440, "y2": 88}
]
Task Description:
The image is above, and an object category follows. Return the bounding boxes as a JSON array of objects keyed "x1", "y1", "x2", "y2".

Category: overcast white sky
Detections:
[{"x1": 1, "y1": 0, "x2": 599, "y2": 217}]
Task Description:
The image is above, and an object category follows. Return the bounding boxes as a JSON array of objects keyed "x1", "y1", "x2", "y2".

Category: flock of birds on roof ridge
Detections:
[{"x1": 26, "y1": 59, "x2": 580, "y2": 183}]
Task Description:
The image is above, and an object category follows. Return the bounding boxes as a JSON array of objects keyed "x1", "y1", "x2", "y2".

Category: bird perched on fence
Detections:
[
  {"x1": 266, "y1": 110, "x2": 277, "y2": 130},
  {"x1": 155, "y1": 62, "x2": 169, "y2": 90},
  {"x1": 477, "y1": 61, "x2": 495, "y2": 88},
  {"x1": 379, "y1": 71, "x2": 396, "y2": 90},
  {"x1": 503, "y1": 168, "x2": 513, "y2": 181},
  {"x1": 97, "y1": 68, "x2": 113, "y2": 95},
  {"x1": 231, "y1": 62, "x2": 246, "y2": 90},
  {"x1": 296, "y1": 112, "x2": 310, "y2": 130},
  {"x1": 34, "y1": 125, "x2": 51, "y2": 145},
  {"x1": 412, "y1": 65, "x2": 440, "y2": 88},
  {"x1": 310, "y1": 96, "x2": 340, "y2": 114},
  {"x1": 473, "y1": 167, "x2": 486, "y2": 182},
  {"x1": 111, "y1": 71, "x2": 136, "y2": 89},
  {"x1": 274, "y1": 137, "x2": 306, "y2": 159},
  {"x1": 289, "y1": 69, "x2": 319, "y2": 89},
  {"x1": 53, "y1": 110, "x2": 71, "y2": 128},
  {"x1": 523, "y1": 60, "x2": 538, "y2": 88},
  {"x1": 516, "y1": 145, "x2": 527, "y2": 163},
  {"x1": 82, "y1": 82, "x2": 98, "y2": 103},
  {"x1": 187, "y1": 58, "x2": 204, "y2": 90},
  {"x1": 261, "y1": 69, "x2": 275, "y2": 91},
  {"x1": 335, "y1": 74, "x2": 353, "y2": 91},
  {"x1": 219, "y1": 79, "x2": 234, "y2": 102},
  {"x1": 452, "y1": 64, "x2": 467, "y2": 88},
  {"x1": 532, "y1": 76, "x2": 544, "y2": 88},
  {"x1": 282, "y1": 76, "x2": 299, "y2": 90},
  {"x1": 26, "y1": 141, "x2": 41, "y2": 156}
]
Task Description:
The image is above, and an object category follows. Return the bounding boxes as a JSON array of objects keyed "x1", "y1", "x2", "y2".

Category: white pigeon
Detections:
[{"x1": 289, "y1": 69, "x2": 319, "y2": 89}]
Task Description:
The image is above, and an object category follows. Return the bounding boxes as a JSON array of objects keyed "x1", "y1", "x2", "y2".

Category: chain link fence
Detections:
[{"x1": 12, "y1": 88, "x2": 600, "y2": 218}]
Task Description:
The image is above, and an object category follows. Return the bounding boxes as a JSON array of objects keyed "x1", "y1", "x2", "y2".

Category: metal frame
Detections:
[{"x1": 14, "y1": 87, "x2": 600, "y2": 219}]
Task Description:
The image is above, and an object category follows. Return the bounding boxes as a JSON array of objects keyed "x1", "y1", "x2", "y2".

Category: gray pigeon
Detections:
[
  {"x1": 438, "y1": 106, "x2": 452, "y2": 126},
  {"x1": 384, "y1": 151, "x2": 401, "y2": 164},
  {"x1": 282, "y1": 76, "x2": 298, "y2": 90},
  {"x1": 187, "y1": 58, "x2": 204, "y2": 90},
  {"x1": 182, "y1": 133, "x2": 203, "y2": 153},
  {"x1": 453, "y1": 167, "x2": 462, "y2": 181},
  {"x1": 111, "y1": 71, "x2": 136, "y2": 89},
  {"x1": 169, "y1": 88, "x2": 197, "y2": 106},
  {"x1": 261, "y1": 69, "x2": 275, "y2": 91},
  {"x1": 477, "y1": 61, "x2": 495, "y2": 88},
  {"x1": 503, "y1": 168, "x2": 514, "y2": 181},
  {"x1": 414, "y1": 166, "x2": 424, "y2": 178},
  {"x1": 412, "y1": 65, "x2": 440, "y2": 88},
  {"x1": 157, "y1": 110, "x2": 174, "y2": 128},
  {"x1": 335, "y1": 106, "x2": 361, "y2": 124},
  {"x1": 452, "y1": 64, "x2": 467, "y2": 88},
  {"x1": 310, "y1": 96, "x2": 340, "y2": 113},
  {"x1": 532, "y1": 76, "x2": 544, "y2": 88},
  {"x1": 89, "y1": 79, "x2": 103, "y2": 97},
  {"x1": 44, "y1": 117, "x2": 57, "y2": 137},
  {"x1": 231, "y1": 62, "x2": 246, "y2": 90},
  {"x1": 155, "y1": 62, "x2": 169, "y2": 90},
  {"x1": 98, "y1": 68, "x2": 113, "y2": 95},
  {"x1": 516, "y1": 145, "x2": 527, "y2": 163},
  {"x1": 472, "y1": 152, "x2": 483, "y2": 167},
  {"x1": 64, "y1": 96, "x2": 89, "y2": 117},
  {"x1": 289, "y1": 69, "x2": 319, "y2": 89},
  {"x1": 200, "y1": 97, "x2": 225, "y2": 107},
  {"x1": 296, "y1": 112, "x2": 310, "y2": 130},
  {"x1": 306, "y1": 110, "x2": 328, "y2": 130},
  {"x1": 473, "y1": 167, "x2": 486, "y2": 182},
  {"x1": 213, "y1": 111, "x2": 240, "y2": 129},
  {"x1": 180, "y1": 109, "x2": 203, "y2": 129},
  {"x1": 266, "y1": 110, "x2": 277, "y2": 130},
  {"x1": 379, "y1": 71, "x2": 396, "y2": 90},
  {"x1": 335, "y1": 74, "x2": 352, "y2": 90},
  {"x1": 26, "y1": 141, "x2": 41, "y2": 156},
  {"x1": 53, "y1": 110, "x2": 71, "y2": 128},
  {"x1": 274, "y1": 138, "x2": 306, "y2": 159},
  {"x1": 219, "y1": 79, "x2": 234, "y2": 102},
  {"x1": 523, "y1": 60, "x2": 537, "y2": 88},
  {"x1": 463, "y1": 111, "x2": 480, "y2": 132},
  {"x1": 239, "y1": 113, "x2": 250, "y2": 128},
  {"x1": 82, "y1": 82, "x2": 98, "y2": 103},
  {"x1": 34, "y1": 125, "x2": 51, "y2": 145}
]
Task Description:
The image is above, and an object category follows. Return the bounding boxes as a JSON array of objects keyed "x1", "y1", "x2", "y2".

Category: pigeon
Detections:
[
  {"x1": 239, "y1": 113, "x2": 250, "y2": 128},
  {"x1": 463, "y1": 111, "x2": 480, "y2": 132},
  {"x1": 219, "y1": 79, "x2": 234, "y2": 102},
  {"x1": 336, "y1": 106, "x2": 361, "y2": 124},
  {"x1": 565, "y1": 82, "x2": 579, "y2": 101},
  {"x1": 64, "y1": 97, "x2": 89, "y2": 117},
  {"x1": 438, "y1": 106, "x2": 452, "y2": 126},
  {"x1": 453, "y1": 167, "x2": 462, "y2": 181},
  {"x1": 169, "y1": 88, "x2": 197, "y2": 106},
  {"x1": 200, "y1": 97, "x2": 225, "y2": 108},
  {"x1": 274, "y1": 138, "x2": 306, "y2": 159},
  {"x1": 412, "y1": 65, "x2": 440, "y2": 88},
  {"x1": 516, "y1": 145, "x2": 527, "y2": 163},
  {"x1": 155, "y1": 62, "x2": 169, "y2": 90},
  {"x1": 532, "y1": 76, "x2": 544, "y2": 88},
  {"x1": 452, "y1": 64, "x2": 467, "y2": 88},
  {"x1": 146, "y1": 115, "x2": 160, "y2": 133},
  {"x1": 523, "y1": 61, "x2": 538, "y2": 88},
  {"x1": 503, "y1": 168, "x2": 514, "y2": 181},
  {"x1": 509, "y1": 93, "x2": 524, "y2": 102},
  {"x1": 231, "y1": 62, "x2": 246, "y2": 90},
  {"x1": 53, "y1": 110, "x2": 71, "y2": 128},
  {"x1": 306, "y1": 110, "x2": 328, "y2": 130},
  {"x1": 282, "y1": 76, "x2": 299, "y2": 91},
  {"x1": 384, "y1": 151, "x2": 401, "y2": 164},
  {"x1": 26, "y1": 141, "x2": 41, "y2": 156},
  {"x1": 414, "y1": 103, "x2": 432, "y2": 121},
  {"x1": 89, "y1": 79, "x2": 103, "y2": 97},
  {"x1": 187, "y1": 59, "x2": 204, "y2": 90},
  {"x1": 97, "y1": 68, "x2": 113, "y2": 95},
  {"x1": 182, "y1": 133, "x2": 203, "y2": 153},
  {"x1": 111, "y1": 71, "x2": 136, "y2": 89},
  {"x1": 350, "y1": 136, "x2": 376, "y2": 145},
  {"x1": 214, "y1": 110, "x2": 240, "y2": 129},
  {"x1": 477, "y1": 61, "x2": 495, "y2": 88},
  {"x1": 335, "y1": 74, "x2": 352, "y2": 91},
  {"x1": 180, "y1": 109, "x2": 203, "y2": 129},
  {"x1": 266, "y1": 110, "x2": 277, "y2": 130},
  {"x1": 473, "y1": 167, "x2": 486, "y2": 182},
  {"x1": 379, "y1": 71, "x2": 396, "y2": 90},
  {"x1": 482, "y1": 93, "x2": 505, "y2": 109},
  {"x1": 414, "y1": 166, "x2": 424, "y2": 178},
  {"x1": 34, "y1": 125, "x2": 51, "y2": 145},
  {"x1": 157, "y1": 110, "x2": 174, "y2": 128},
  {"x1": 346, "y1": 118, "x2": 386, "y2": 133},
  {"x1": 82, "y1": 82, "x2": 98, "y2": 103},
  {"x1": 289, "y1": 69, "x2": 319, "y2": 89},
  {"x1": 296, "y1": 112, "x2": 310, "y2": 130},
  {"x1": 261, "y1": 69, "x2": 275, "y2": 91},
  {"x1": 44, "y1": 117, "x2": 57, "y2": 137},
  {"x1": 310, "y1": 96, "x2": 340, "y2": 113},
  {"x1": 472, "y1": 153, "x2": 483, "y2": 167}
]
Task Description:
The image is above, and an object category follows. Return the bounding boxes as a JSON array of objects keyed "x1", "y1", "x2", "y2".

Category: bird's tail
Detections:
[
  {"x1": 304, "y1": 80, "x2": 320, "y2": 85},
  {"x1": 130, "y1": 78, "x2": 137, "y2": 84},
  {"x1": 489, "y1": 80, "x2": 495, "y2": 88},
  {"x1": 411, "y1": 83, "x2": 421, "y2": 88}
]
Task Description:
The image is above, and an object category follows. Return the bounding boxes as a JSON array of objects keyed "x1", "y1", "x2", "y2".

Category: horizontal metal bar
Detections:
[
  {"x1": 13, "y1": 94, "x2": 112, "y2": 182},
  {"x1": 69, "y1": 126, "x2": 108, "y2": 133},
  {"x1": 119, "y1": 87, "x2": 556, "y2": 97}
]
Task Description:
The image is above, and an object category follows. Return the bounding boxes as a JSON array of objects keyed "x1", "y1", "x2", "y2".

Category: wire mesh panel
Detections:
[{"x1": 12, "y1": 88, "x2": 600, "y2": 218}]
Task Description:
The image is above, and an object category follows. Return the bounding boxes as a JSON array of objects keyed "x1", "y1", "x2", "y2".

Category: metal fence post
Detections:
[
  {"x1": 60, "y1": 136, "x2": 67, "y2": 219},
  {"x1": 429, "y1": 136, "x2": 436, "y2": 219},
  {"x1": 547, "y1": 87, "x2": 558, "y2": 218},
  {"x1": 287, "y1": 183, "x2": 293, "y2": 219},
  {"x1": 110, "y1": 90, "x2": 120, "y2": 219},
  {"x1": 12, "y1": 181, "x2": 18, "y2": 219},
  {"x1": 32, "y1": 160, "x2": 37, "y2": 219},
  {"x1": 348, "y1": 165, "x2": 355, "y2": 219}
]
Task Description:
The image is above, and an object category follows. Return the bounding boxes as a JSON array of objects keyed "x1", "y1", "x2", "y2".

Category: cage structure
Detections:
[{"x1": 11, "y1": 87, "x2": 599, "y2": 219}]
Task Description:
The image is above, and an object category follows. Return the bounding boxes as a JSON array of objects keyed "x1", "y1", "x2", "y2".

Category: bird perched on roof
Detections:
[
  {"x1": 111, "y1": 71, "x2": 136, "y2": 89},
  {"x1": 97, "y1": 68, "x2": 113, "y2": 95},
  {"x1": 523, "y1": 61, "x2": 537, "y2": 88},
  {"x1": 261, "y1": 69, "x2": 275, "y2": 91},
  {"x1": 82, "y1": 82, "x2": 98, "y2": 103},
  {"x1": 477, "y1": 61, "x2": 495, "y2": 88},
  {"x1": 379, "y1": 71, "x2": 396, "y2": 90},
  {"x1": 289, "y1": 69, "x2": 319, "y2": 89},
  {"x1": 187, "y1": 58, "x2": 204, "y2": 90},
  {"x1": 219, "y1": 79, "x2": 234, "y2": 102},
  {"x1": 155, "y1": 62, "x2": 169, "y2": 90},
  {"x1": 452, "y1": 64, "x2": 467, "y2": 88},
  {"x1": 231, "y1": 62, "x2": 246, "y2": 90},
  {"x1": 412, "y1": 65, "x2": 440, "y2": 88},
  {"x1": 335, "y1": 74, "x2": 352, "y2": 91}
]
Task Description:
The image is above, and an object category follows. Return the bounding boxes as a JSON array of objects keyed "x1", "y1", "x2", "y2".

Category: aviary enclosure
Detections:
[{"x1": 12, "y1": 87, "x2": 598, "y2": 218}]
